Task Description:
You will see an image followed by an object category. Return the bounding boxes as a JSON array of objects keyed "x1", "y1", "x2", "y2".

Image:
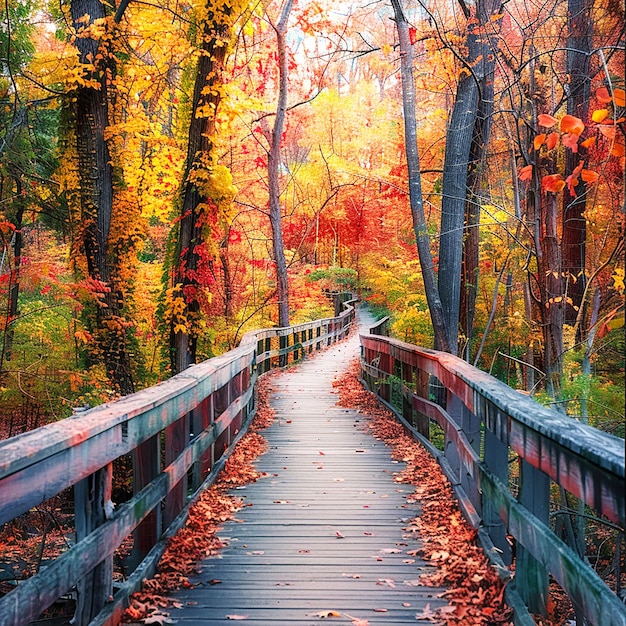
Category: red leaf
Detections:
[
  {"x1": 542, "y1": 174, "x2": 565, "y2": 193},
  {"x1": 538, "y1": 113, "x2": 558, "y2": 127},
  {"x1": 561, "y1": 133, "x2": 580, "y2": 152}
]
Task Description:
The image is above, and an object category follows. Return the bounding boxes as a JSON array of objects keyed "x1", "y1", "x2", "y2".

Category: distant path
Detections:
[{"x1": 168, "y1": 306, "x2": 449, "y2": 624}]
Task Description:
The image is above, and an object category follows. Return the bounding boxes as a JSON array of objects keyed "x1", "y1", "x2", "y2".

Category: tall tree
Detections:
[
  {"x1": 168, "y1": 0, "x2": 242, "y2": 373},
  {"x1": 390, "y1": 0, "x2": 450, "y2": 352},
  {"x1": 561, "y1": 0, "x2": 592, "y2": 327},
  {"x1": 67, "y1": 0, "x2": 135, "y2": 395},
  {"x1": 266, "y1": 0, "x2": 294, "y2": 328},
  {"x1": 437, "y1": 0, "x2": 503, "y2": 355}
]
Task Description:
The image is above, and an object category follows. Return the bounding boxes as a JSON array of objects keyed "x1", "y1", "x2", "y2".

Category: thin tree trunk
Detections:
[
  {"x1": 268, "y1": 0, "x2": 294, "y2": 328},
  {"x1": 391, "y1": 0, "x2": 449, "y2": 352}
]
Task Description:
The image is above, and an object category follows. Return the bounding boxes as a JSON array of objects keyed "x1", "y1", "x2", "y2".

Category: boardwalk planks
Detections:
[{"x1": 168, "y1": 319, "x2": 450, "y2": 624}]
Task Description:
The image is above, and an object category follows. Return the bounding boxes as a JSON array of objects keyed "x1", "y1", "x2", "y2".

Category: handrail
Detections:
[
  {"x1": 359, "y1": 329, "x2": 626, "y2": 626},
  {"x1": 0, "y1": 297, "x2": 357, "y2": 626}
]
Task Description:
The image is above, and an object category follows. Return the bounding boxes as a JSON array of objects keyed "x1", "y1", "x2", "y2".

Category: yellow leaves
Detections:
[
  {"x1": 591, "y1": 108, "x2": 609, "y2": 123},
  {"x1": 612, "y1": 268, "x2": 625, "y2": 294}
]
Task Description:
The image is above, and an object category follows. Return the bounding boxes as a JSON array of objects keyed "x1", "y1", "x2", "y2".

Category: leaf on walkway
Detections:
[{"x1": 226, "y1": 615, "x2": 249, "y2": 620}]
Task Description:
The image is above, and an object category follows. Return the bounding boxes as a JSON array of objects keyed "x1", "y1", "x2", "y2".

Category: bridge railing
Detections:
[
  {"x1": 0, "y1": 297, "x2": 356, "y2": 626},
  {"x1": 360, "y1": 319, "x2": 625, "y2": 626}
]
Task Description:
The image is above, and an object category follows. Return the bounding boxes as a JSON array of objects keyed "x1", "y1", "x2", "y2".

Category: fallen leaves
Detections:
[
  {"x1": 121, "y1": 372, "x2": 280, "y2": 624},
  {"x1": 333, "y1": 359, "x2": 514, "y2": 625}
]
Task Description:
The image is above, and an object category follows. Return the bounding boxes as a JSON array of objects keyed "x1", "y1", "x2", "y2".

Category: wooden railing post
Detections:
[
  {"x1": 192, "y1": 395, "x2": 214, "y2": 489},
  {"x1": 444, "y1": 392, "x2": 462, "y2": 479},
  {"x1": 164, "y1": 412, "x2": 190, "y2": 527},
  {"x1": 131, "y1": 434, "x2": 161, "y2": 568},
  {"x1": 414, "y1": 368, "x2": 430, "y2": 438},
  {"x1": 279, "y1": 334, "x2": 288, "y2": 367},
  {"x1": 516, "y1": 460, "x2": 550, "y2": 615},
  {"x1": 481, "y1": 399, "x2": 513, "y2": 564},
  {"x1": 74, "y1": 463, "x2": 113, "y2": 622}
]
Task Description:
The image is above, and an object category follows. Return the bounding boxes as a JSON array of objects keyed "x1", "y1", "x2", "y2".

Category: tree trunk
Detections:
[
  {"x1": 267, "y1": 0, "x2": 294, "y2": 328},
  {"x1": 71, "y1": 0, "x2": 135, "y2": 396},
  {"x1": 562, "y1": 0, "x2": 591, "y2": 326},
  {"x1": 170, "y1": 11, "x2": 231, "y2": 373},
  {"x1": 439, "y1": 0, "x2": 502, "y2": 355},
  {"x1": 391, "y1": 0, "x2": 449, "y2": 352}
]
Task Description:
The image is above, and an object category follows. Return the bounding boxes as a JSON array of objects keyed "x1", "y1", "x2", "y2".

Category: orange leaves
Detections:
[
  {"x1": 541, "y1": 174, "x2": 565, "y2": 194},
  {"x1": 545, "y1": 132, "x2": 559, "y2": 150},
  {"x1": 561, "y1": 133, "x2": 580, "y2": 153},
  {"x1": 533, "y1": 133, "x2": 546, "y2": 150},
  {"x1": 518, "y1": 164, "x2": 533, "y2": 182},
  {"x1": 597, "y1": 86, "x2": 625, "y2": 108},
  {"x1": 560, "y1": 114, "x2": 584, "y2": 135}
]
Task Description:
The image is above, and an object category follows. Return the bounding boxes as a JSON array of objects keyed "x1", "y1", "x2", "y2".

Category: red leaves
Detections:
[
  {"x1": 541, "y1": 174, "x2": 565, "y2": 194},
  {"x1": 537, "y1": 113, "x2": 558, "y2": 128}
]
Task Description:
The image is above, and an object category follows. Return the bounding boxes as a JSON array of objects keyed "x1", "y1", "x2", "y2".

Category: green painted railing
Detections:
[
  {"x1": 360, "y1": 318, "x2": 625, "y2": 626},
  {"x1": 0, "y1": 298, "x2": 356, "y2": 626}
]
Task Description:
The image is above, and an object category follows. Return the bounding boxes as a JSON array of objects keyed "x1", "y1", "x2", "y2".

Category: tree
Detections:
[
  {"x1": 168, "y1": 0, "x2": 242, "y2": 373},
  {"x1": 265, "y1": 0, "x2": 294, "y2": 328},
  {"x1": 390, "y1": 0, "x2": 450, "y2": 352},
  {"x1": 63, "y1": 0, "x2": 136, "y2": 395}
]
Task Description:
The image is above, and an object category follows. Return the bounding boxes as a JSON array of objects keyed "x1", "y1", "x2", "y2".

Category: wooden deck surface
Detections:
[{"x1": 168, "y1": 311, "x2": 450, "y2": 624}]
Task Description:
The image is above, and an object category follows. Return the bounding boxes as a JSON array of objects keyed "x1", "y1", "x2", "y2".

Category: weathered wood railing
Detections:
[
  {"x1": 360, "y1": 318, "x2": 626, "y2": 626},
  {"x1": 0, "y1": 299, "x2": 356, "y2": 626}
]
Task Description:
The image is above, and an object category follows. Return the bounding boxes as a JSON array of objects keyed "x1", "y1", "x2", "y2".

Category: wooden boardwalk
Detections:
[{"x1": 168, "y1": 314, "x2": 450, "y2": 624}]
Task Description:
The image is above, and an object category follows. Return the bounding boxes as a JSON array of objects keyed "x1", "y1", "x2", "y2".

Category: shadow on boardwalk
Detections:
[{"x1": 165, "y1": 310, "x2": 450, "y2": 624}]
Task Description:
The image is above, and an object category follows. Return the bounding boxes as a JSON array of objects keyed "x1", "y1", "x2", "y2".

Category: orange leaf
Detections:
[
  {"x1": 518, "y1": 164, "x2": 533, "y2": 181},
  {"x1": 560, "y1": 114, "x2": 585, "y2": 135},
  {"x1": 596, "y1": 86, "x2": 612, "y2": 103},
  {"x1": 538, "y1": 113, "x2": 558, "y2": 128},
  {"x1": 542, "y1": 174, "x2": 565, "y2": 193},
  {"x1": 581, "y1": 169, "x2": 599, "y2": 183},
  {"x1": 562, "y1": 133, "x2": 580, "y2": 152},
  {"x1": 614, "y1": 88, "x2": 625, "y2": 107},
  {"x1": 599, "y1": 125, "x2": 617, "y2": 140},
  {"x1": 546, "y1": 132, "x2": 559, "y2": 150},
  {"x1": 611, "y1": 142, "x2": 625, "y2": 157},
  {"x1": 534, "y1": 133, "x2": 546, "y2": 150},
  {"x1": 580, "y1": 136, "x2": 596, "y2": 149}
]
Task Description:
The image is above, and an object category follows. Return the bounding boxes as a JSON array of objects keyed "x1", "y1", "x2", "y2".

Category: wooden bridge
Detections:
[{"x1": 0, "y1": 298, "x2": 624, "y2": 625}]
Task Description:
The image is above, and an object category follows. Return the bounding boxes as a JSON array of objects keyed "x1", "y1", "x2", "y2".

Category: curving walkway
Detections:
[{"x1": 167, "y1": 309, "x2": 450, "y2": 624}]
